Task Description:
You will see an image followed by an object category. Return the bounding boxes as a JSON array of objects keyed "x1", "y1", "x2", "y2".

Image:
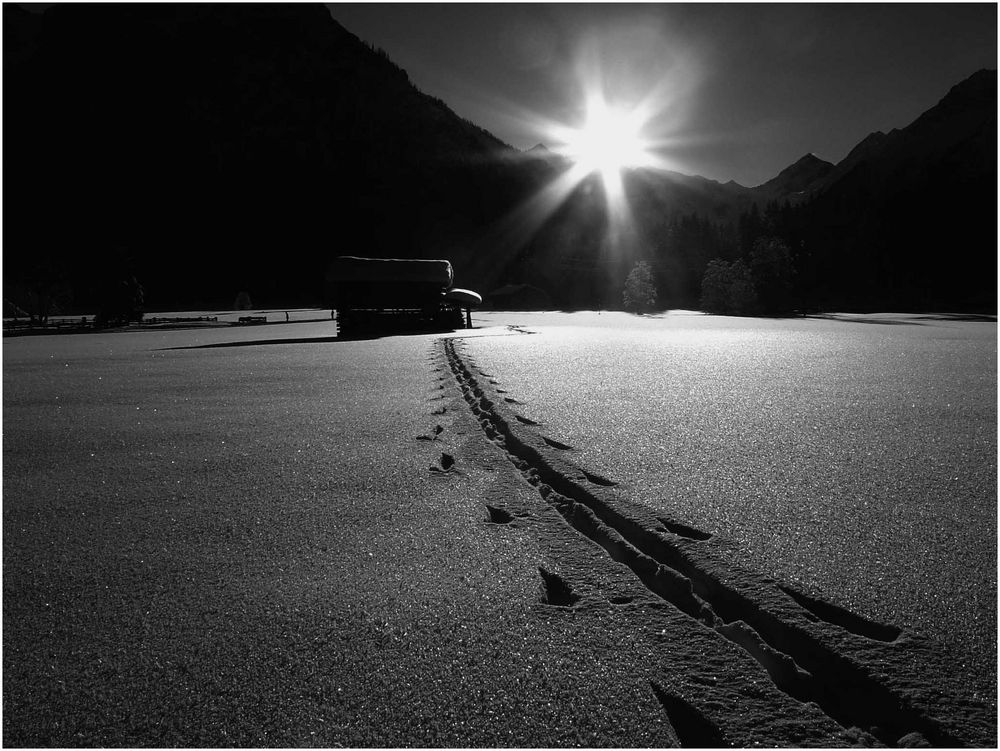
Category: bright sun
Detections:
[
  {"x1": 561, "y1": 98, "x2": 656, "y2": 178},
  {"x1": 499, "y1": 37, "x2": 691, "y2": 254}
]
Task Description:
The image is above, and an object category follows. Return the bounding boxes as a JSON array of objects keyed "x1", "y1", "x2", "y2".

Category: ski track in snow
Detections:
[{"x1": 431, "y1": 334, "x2": 984, "y2": 748}]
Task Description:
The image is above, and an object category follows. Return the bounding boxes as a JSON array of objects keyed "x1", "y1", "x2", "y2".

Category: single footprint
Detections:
[{"x1": 485, "y1": 505, "x2": 514, "y2": 524}]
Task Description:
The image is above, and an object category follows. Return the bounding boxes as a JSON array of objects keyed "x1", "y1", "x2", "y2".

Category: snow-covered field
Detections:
[
  {"x1": 3, "y1": 310, "x2": 995, "y2": 746},
  {"x1": 465, "y1": 311, "x2": 997, "y2": 696}
]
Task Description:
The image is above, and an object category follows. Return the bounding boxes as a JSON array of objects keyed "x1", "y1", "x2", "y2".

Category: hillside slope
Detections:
[
  {"x1": 799, "y1": 69, "x2": 997, "y2": 310},
  {"x1": 3, "y1": 3, "x2": 536, "y2": 310}
]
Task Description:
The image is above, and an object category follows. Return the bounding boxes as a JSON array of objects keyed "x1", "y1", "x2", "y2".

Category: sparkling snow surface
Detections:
[
  {"x1": 4, "y1": 310, "x2": 995, "y2": 744},
  {"x1": 466, "y1": 311, "x2": 997, "y2": 699}
]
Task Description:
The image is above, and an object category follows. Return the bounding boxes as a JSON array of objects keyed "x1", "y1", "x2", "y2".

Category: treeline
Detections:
[
  {"x1": 642, "y1": 202, "x2": 804, "y2": 315},
  {"x1": 523, "y1": 177, "x2": 993, "y2": 315},
  {"x1": 511, "y1": 197, "x2": 814, "y2": 315}
]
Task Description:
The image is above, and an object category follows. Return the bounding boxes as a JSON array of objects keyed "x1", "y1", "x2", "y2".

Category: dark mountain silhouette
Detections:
[
  {"x1": 3, "y1": 4, "x2": 994, "y2": 314},
  {"x1": 793, "y1": 68, "x2": 997, "y2": 310},
  {"x1": 807, "y1": 71, "x2": 994, "y2": 201},
  {"x1": 753, "y1": 153, "x2": 835, "y2": 201},
  {"x1": 3, "y1": 3, "x2": 537, "y2": 311},
  {"x1": 824, "y1": 131, "x2": 893, "y2": 185},
  {"x1": 635, "y1": 169, "x2": 754, "y2": 221}
]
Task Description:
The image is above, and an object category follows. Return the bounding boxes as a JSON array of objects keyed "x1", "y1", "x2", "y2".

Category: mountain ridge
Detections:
[
  {"x1": 752, "y1": 152, "x2": 835, "y2": 199},
  {"x1": 3, "y1": 4, "x2": 994, "y2": 314}
]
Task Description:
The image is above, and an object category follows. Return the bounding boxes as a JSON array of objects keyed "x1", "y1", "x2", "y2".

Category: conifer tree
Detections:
[{"x1": 622, "y1": 260, "x2": 658, "y2": 313}]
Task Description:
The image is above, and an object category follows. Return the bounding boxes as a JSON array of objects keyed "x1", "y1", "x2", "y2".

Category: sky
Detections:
[{"x1": 326, "y1": 3, "x2": 997, "y2": 187}]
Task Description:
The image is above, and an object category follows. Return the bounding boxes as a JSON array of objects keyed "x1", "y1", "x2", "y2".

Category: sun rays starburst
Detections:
[
  {"x1": 556, "y1": 97, "x2": 657, "y2": 178},
  {"x1": 480, "y1": 25, "x2": 704, "y2": 268}
]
